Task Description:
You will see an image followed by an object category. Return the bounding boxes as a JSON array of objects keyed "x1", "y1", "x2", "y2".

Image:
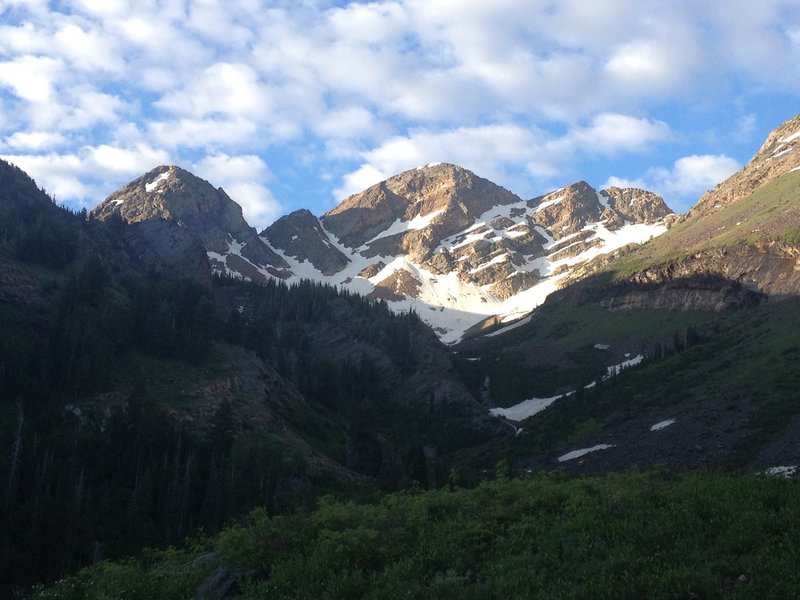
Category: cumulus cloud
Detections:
[
  {"x1": 0, "y1": 55, "x2": 62, "y2": 102},
  {"x1": 2, "y1": 143, "x2": 170, "y2": 205},
  {"x1": 3, "y1": 131, "x2": 66, "y2": 150},
  {"x1": 193, "y1": 154, "x2": 282, "y2": 230},
  {"x1": 604, "y1": 154, "x2": 742, "y2": 212},
  {"x1": 337, "y1": 115, "x2": 673, "y2": 200},
  {"x1": 557, "y1": 114, "x2": 673, "y2": 155},
  {"x1": 334, "y1": 124, "x2": 544, "y2": 199},
  {"x1": 0, "y1": 0, "x2": 797, "y2": 219},
  {"x1": 657, "y1": 154, "x2": 742, "y2": 196}
]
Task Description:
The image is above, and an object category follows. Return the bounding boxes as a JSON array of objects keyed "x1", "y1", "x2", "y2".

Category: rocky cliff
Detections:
[
  {"x1": 263, "y1": 164, "x2": 672, "y2": 343},
  {"x1": 687, "y1": 114, "x2": 800, "y2": 220},
  {"x1": 91, "y1": 165, "x2": 290, "y2": 282}
]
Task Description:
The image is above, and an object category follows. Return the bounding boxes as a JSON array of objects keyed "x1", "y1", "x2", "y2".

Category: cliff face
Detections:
[
  {"x1": 262, "y1": 165, "x2": 672, "y2": 343},
  {"x1": 91, "y1": 165, "x2": 290, "y2": 282},
  {"x1": 687, "y1": 114, "x2": 800, "y2": 220}
]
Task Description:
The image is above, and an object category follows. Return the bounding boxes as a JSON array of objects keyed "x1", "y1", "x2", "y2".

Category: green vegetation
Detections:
[
  {"x1": 27, "y1": 470, "x2": 800, "y2": 599},
  {"x1": 467, "y1": 298, "x2": 800, "y2": 471},
  {"x1": 456, "y1": 300, "x2": 718, "y2": 407},
  {"x1": 610, "y1": 171, "x2": 800, "y2": 278}
]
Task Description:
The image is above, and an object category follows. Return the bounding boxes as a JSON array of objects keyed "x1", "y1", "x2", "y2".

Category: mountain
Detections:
[
  {"x1": 91, "y1": 163, "x2": 671, "y2": 344},
  {"x1": 90, "y1": 165, "x2": 290, "y2": 282},
  {"x1": 0, "y1": 163, "x2": 511, "y2": 591},
  {"x1": 687, "y1": 113, "x2": 800, "y2": 220},
  {"x1": 262, "y1": 164, "x2": 672, "y2": 343},
  {"x1": 454, "y1": 113, "x2": 800, "y2": 476}
]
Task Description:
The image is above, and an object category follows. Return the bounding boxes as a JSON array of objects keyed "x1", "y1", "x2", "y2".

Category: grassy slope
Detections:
[
  {"x1": 460, "y1": 298, "x2": 800, "y2": 474},
  {"x1": 456, "y1": 296, "x2": 720, "y2": 407},
  {"x1": 27, "y1": 470, "x2": 800, "y2": 599},
  {"x1": 452, "y1": 171, "x2": 800, "y2": 469},
  {"x1": 611, "y1": 171, "x2": 800, "y2": 278}
]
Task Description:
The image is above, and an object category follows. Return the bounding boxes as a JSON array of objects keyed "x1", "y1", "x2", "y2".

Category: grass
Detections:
[
  {"x1": 456, "y1": 301, "x2": 721, "y2": 407},
  {"x1": 27, "y1": 469, "x2": 800, "y2": 599},
  {"x1": 486, "y1": 298, "x2": 800, "y2": 469},
  {"x1": 610, "y1": 171, "x2": 800, "y2": 278}
]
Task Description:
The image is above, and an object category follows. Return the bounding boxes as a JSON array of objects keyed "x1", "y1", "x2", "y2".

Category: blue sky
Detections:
[{"x1": 1, "y1": 0, "x2": 799, "y2": 231}]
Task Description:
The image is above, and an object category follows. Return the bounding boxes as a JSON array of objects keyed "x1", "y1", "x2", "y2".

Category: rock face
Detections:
[
  {"x1": 604, "y1": 113, "x2": 800, "y2": 312},
  {"x1": 91, "y1": 166, "x2": 290, "y2": 282},
  {"x1": 262, "y1": 164, "x2": 672, "y2": 343},
  {"x1": 263, "y1": 209, "x2": 349, "y2": 275},
  {"x1": 94, "y1": 163, "x2": 672, "y2": 343},
  {"x1": 687, "y1": 114, "x2": 800, "y2": 220}
]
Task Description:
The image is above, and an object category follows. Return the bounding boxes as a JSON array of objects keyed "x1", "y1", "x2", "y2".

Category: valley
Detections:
[{"x1": 2, "y1": 112, "x2": 800, "y2": 598}]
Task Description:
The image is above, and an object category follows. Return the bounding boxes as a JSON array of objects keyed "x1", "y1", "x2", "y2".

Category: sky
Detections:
[{"x1": 1, "y1": 0, "x2": 799, "y2": 231}]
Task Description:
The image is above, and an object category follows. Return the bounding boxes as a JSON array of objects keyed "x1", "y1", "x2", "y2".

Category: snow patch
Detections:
[
  {"x1": 535, "y1": 194, "x2": 564, "y2": 212},
  {"x1": 558, "y1": 444, "x2": 614, "y2": 462},
  {"x1": 145, "y1": 171, "x2": 170, "y2": 192},
  {"x1": 606, "y1": 354, "x2": 644, "y2": 377},
  {"x1": 361, "y1": 209, "x2": 445, "y2": 248},
  {"x1": 489, "y1": 353, "x2": 645, "y2": 421},
  {"x1": 650, "y1": 418, "x2": 675, "y2": 431},
  {"x1": 778, "y1": 130, "x2": 800, "y2": 144},
  {"x1": 490, "y1": 395, "x2": 563, "y2": 421},
  {"x1": 593, "y1": 343, "x2": 611, "y2": 350},
  {"x1": 485, "y1": 315, "x2": 532, "y2": 338},
  {"x1": 763, "y1": 465, "x2": 797, "y2": 477}
]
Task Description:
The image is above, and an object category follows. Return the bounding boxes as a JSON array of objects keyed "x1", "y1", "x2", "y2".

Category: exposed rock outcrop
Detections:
[
  {"x1": 262, "y1": 209, "x2": 350, "y2": 275},
  {"x1": 91, "y1": 166, "x2": 289, "y2": 282},
  {"x1": 687, "y1": 114, "x2": 800, "y2": 220}
]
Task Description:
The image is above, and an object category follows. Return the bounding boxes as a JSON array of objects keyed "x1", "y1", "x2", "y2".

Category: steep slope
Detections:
[
  {"x1": 687, "y1": 113, "x2": 800, "y2": 220},
  {"x1": 90, "y1": 165, "x2": 290, "y2": 282},
  {"x1": 455, "y1": 114, "x2": 800, "y2": 476},
  {"x1": 0, "y1": 162, "x2": 510, "y2": 592},
  {"x1": 263, "y1": 164, "x2": 671, "y2": 343},
  {"x1": 593, "y1": 114, "x2": 800, "y2": 307}
]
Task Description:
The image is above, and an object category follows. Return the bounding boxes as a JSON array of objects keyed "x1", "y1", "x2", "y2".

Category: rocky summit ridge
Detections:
[
  {"x1": 92, "y1": 162, "x2": 673, "y2": 343},
  {"x1": 263, "y1": 164, "x2": 672, "y2": 343},
  {"x1": 90, "y1": 165, "x2": 290, "y2": 282},
  {"x1": 687, "y1": 114, "x2": 800, "y2": 221}
]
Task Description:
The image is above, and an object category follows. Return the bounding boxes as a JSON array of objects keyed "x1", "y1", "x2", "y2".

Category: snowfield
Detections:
[
  {"x1": 558, "y1": 444, "x2": 614, "y2": 462},
  {"x1": 489, "y1": 354, "x2": 646, "y2": 422},
  {"x1": 256, "y1": 192, "x2": 668, "y2": 344}
]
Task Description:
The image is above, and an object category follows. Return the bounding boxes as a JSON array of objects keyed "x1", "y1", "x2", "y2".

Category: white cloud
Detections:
[
  {"x1": 3, "y1": 131, "x2": 66, "y2": 150},
  {"x1": 2, "y1": 153, "x2": 91, "y2": 200},
  {"x1": 0, "y1": 55, "x2": 62, "y2": 101},
  {"x1": 193, "y1": 153, "x2": 281, "y2": 229},
  {"x1": 85, "y1": 143, "x2": 170, "y2": 174},
  {"x1": 559, "y1": 113, "x2": 673, "y2": 155},
  {"x1": 337, "y1": 115, "x2": 674, "y2": 200},
  {"x1": 659, "y1": 154, "x2": 742, "y2": 196},
  {"x1": 0, "y1": 0, "x2": 797, "y2": 219},
  {"x1": 1, "y1": 142, "x2": 170, "y2": 205},
  {"x1": 602, "y1": 175, "x2": 650, "y2": 191},
  {"x1": 604, "y1": 154, "x2": 742, "y2": 212},
  {"x1": 334, "y1": 124, "x2": 546, "y2": 199},
  {"x1": 156, "y1": 62, "x2": 271, "y2": 119},
  {"x1": 53, "y1": 23, "x2": 123, "y2": 72},
  {"x1": 148, "y1": 117, "x2": 260, "y2": 149}
]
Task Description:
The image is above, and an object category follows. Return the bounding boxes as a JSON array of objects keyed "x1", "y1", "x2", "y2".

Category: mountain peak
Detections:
[
  {"x1": 91, "y1": 165, "x2": 289, "y2": 282},
  {"x1": 91, "y1": 165, "x2": 238, "y2": 225},
  {"x1": 322, "y1": 162, "x2": 522, "y2": 250},
  {"x1": 687, "y1": 113, "x2": 800, "y2": 219}
]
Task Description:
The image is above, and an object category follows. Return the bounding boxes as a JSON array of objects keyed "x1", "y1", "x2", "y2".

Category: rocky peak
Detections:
[
  {"x1": 91, "y1": 165, "x2": 289, "y2": 282},
  {"x1": 261, "y1": 209, "x2": 350, "y2": 276},
  {"x1": 600, "y1": 187, "x2": 672, "y2": 226},
  {"x1": 687, "y1": 113, "x2": 800, "y2": 220},
  {"x1": 321, "y1": 163, "x2": 521, "y2": 251},
  {"x1": 530, "y1": 181, "x2": 603, "y2": 239}
]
